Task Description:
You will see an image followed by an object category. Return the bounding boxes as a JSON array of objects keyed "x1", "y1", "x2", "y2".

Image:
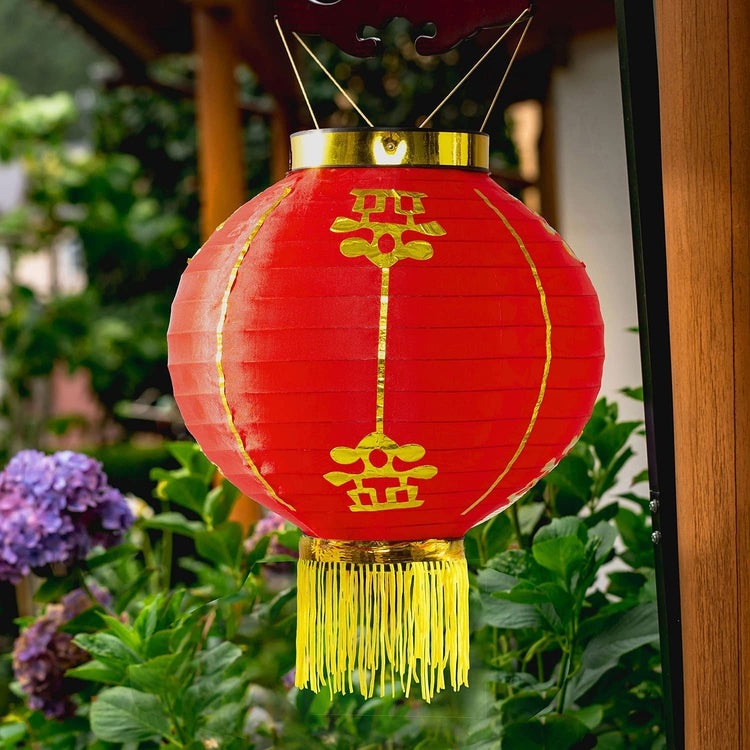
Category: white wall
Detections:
[{"x1": 550, "y1": 29, "x2": 644, "y2": 424}]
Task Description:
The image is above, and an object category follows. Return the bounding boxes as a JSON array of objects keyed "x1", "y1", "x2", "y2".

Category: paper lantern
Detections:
[{"x1": 168, "y1": 129, "x2": 604, "y2": 700}]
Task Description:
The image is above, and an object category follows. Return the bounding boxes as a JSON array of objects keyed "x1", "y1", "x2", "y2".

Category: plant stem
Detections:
[
  {"x1": 555, "y1": 646, "x2": 571, "y2": 712},
  {"x1": 160, "y1": 497, "x2": 173, "y2": 590},
  {"x1": 556, "y1": 621, "x2": 578, "y2": 713},
  {"x1": 536, "y1": 650, "x2": 544, "y2": 682},
  {"x1": 509, "y1": 502, "x2": 524, "y2": 548}
]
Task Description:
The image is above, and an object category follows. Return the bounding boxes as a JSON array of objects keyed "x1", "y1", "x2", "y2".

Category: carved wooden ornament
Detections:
[{"x1": 274, "y1": 0, "x2": 531, "y2": 57}]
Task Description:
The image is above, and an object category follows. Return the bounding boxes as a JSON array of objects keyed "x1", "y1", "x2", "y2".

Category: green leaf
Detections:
[
  {"x1": 144, "y1": 511, "x2": 204, "y2": 537},
  {"x1": 486, "y1": 549, "x2": 551, "y2": 586},
  {"x1": 597, "y1": 446, "x2": 636, "y2": 497},
  {"x1": 255, "y1": 554, "x2": 297, "y2": 564},
  {"x1": 195, "y1": 521, "x2": 243, "y2": 568},
  {"x1": 565, "y1": 602, "x2": 659, "y2": 707},
  {"x1": 532, "y1": 519, "x2": 587, "y2": 581},
  {"x1": 114, "y1": 568, "x2": 155, "y2": 613},
  {"x1": 99, "y1": 614, "x2": 141, "y2": 653},
  {"x1": 554, "y1": 489, "x2": 587, "y2": 518},
  {"x1": 125, "y1": 654, "x2": 177, "y2": 695},
  {"x1": 531, "y1": 542, "x2": 577, "y2": 578},
  {"x1": 89, "y1": 686, "x2": 172, "y2": 743},
  {"x1": 569, "y1": 704, "x2": 604, "y2": 730},
  {"x1": 543, "y1": 455, "x2": 591, "y2": 501},
  {"x1": 205, "y1": 481, "x2": 240, "y2": 527},
  {"x1": 0, "y1": 723, "x2": 27, "y2": 747},
  {"x1": 167, "y1": 442, "x2": 214, "y2": 481},
  {"x1": 198, "y1": 701, "x2": 244, "y2": 740},
  {"x1": 58, "y1": 605, "x2": 107, "y2": 634},
  {"x1": 32, "y1": 573, "x2": 79, "y2": 603},
  {"x1": 620, "y1": 386, "x2": 644, "y2": 402},
  {"x1": 66, "y1": 659, "x2": 123, "y2": 684},
  {"x1": 583, "y1": 502, "x2": 620, "y2": 527},
  {"x1": 630, "y1": 468, "x2": 649, "y2": 486},
  {"x1": 464, "y1": 533, "x2": 482, "y2": 568},
  {"x1": 482, "y1": 512, "x2": 515, "y2": 559},
  {"x1": 160, "y1": 476, "x2": 208, "y2": 515},
  {"x1": 496, "y1": 582, "x2": 551, "y2": 605},
  {"x1": 502, "y1": 715, "x2": 589, "y2": 749},
  {"x1": 479, "y1": 592, "x2": 544, "y2": 629},
  {"x1": 534, "y1": 517, "x2": 587, "y2": 545},
  {"x1": 143, "y1": 630, "x2": 176, "y2": 660},
  {"x1": 133, "y1": 600, "x2": 158, "y2": 642},
  {"x1": 615, "y1": 507, "x2": 654, "y2": 568},
  {"x1": 618, "y1": 491, "x2": 649, "y2": 512},
  {"x1": 150, "y1": 467, "x2": 177, "y2": 483},
  {"x1": 595, "y1": 731, "x2": 626, "y2": 749},
  {"x1": 588, "y1": 520, "x2": 618, "y2": 561},
  {"x1": 477, "y1": 568, "x2": 517, "y2": 593},
  {"x1": 537, "y1": 582, "x2": 574, "y2": 620},
  {"x1": 607, "y1": 571, "x2": 647, "y2": 599},
  {"x1": 275, "y1": 525, "x2": 302, "y2": 552},
  {"x1": 73, "y1": 633, "x2": 141, "y2": 672},
  {"x1": 518, "y1": 502, "x2": 547, "y2": 536},
  {"x1": 86, "y1": 544, "x2": 140, "y2": 569},
  {"x1": 593, "y1": 422, "x2": 641, "y2": 468},
  {"x1": 195, "y1": 641, "x2": 242, "y2": 675},
  {"x1": 499, "y1": 691, "x2": 546, "y2": 724},
  {"x1": 267, "y1": 587, "x2": 298, "y2": 621},
  {"x1": 543, "y1": 715, "x2": 590, "y2": 747}
]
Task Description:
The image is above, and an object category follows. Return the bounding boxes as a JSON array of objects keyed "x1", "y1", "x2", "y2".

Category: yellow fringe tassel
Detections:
[{"x1": 295, "y1": 558, "x2": 470, "y2": 702}]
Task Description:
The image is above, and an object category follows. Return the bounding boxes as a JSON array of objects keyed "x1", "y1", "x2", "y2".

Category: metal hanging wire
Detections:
[
  {"x1": 274, "y1": 16, "x2": 374, "y2": 129},
  {"x1": 291, "y1": 32, "x2": 375, "y2": 127},
  {"x1": 274, "y1": 16, "x2": 319, "y2": 128},
  {"x1": 480, "y1": 14, "x2": 533, "y2": 131},
  {"x1": 419, "y1": 6, "x2": 533, "y2": 130}
]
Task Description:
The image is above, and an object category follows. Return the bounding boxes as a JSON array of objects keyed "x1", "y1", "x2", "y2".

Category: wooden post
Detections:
[
  {"x1": 193, "y1": 2, "x2": 260, "y2": 531},
  {"x1": 656, "y1": 0, "x2": 750, "y2": 746},
  {"x1": 193, "y1": 3, "x2": 246, "y2": 240}
]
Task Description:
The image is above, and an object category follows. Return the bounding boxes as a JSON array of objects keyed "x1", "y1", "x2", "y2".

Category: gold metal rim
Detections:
[
  {"x1": 299, "y1": 536, "x2": 465, "y2": 564},
  {"x1": 290, "y1": 128, "x2": 489, "y2": 171}
]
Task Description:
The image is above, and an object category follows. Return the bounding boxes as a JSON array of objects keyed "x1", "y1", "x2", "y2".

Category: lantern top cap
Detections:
[{"x1": 290, "y1": 128, "x2": 490, "y2": 171}]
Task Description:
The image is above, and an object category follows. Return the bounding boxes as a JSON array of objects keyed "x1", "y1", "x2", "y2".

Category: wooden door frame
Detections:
[{"x1": 616, "y1": 0, "x2": 750, "y2": 747}]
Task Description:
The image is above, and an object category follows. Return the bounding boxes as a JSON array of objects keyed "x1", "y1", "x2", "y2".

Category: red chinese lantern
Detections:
[{"x1": 168, "y1": 129, "x2": 604, "y2": 700}]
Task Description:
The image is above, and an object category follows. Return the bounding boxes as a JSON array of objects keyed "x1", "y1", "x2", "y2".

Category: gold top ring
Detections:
[{"x1": 290, "y1": 128, "x2": 489, "y2": 171}]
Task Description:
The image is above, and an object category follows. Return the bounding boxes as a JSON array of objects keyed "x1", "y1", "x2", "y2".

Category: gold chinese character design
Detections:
[
  {"x1": 330, "y1": 189, "x2": 446, "y2": 268},
  {"x1": 323, "y1": 432, "x2": 437, "y2": 512},
  {"x1": 325, "y1": 188, "x2": 444, "y2": 512}
]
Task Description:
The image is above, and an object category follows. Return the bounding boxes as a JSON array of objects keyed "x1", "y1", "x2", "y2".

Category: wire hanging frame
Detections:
[
  {"x1": 274, "y1": 16, "x2": 374, "y2": 128},
  {"x1": 419, "y1": 6, "x2": 533, "y2": 130},
  {"x1": 275, "y1": 6, "x2": 533, "y2": 133}
]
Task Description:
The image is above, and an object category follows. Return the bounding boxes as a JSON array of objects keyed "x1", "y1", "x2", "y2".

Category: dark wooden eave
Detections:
[{"x1": 43, "y1": 0, "x2": 614, "y2": 98}]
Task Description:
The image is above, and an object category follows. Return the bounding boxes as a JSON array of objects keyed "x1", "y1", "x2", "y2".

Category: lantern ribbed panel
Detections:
[{"x1": 168, "y1": 166, "x2": 604, "y2": 541}]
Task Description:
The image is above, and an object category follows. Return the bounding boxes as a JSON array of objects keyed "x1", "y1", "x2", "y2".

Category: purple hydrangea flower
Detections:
[
  {"x1": 282, "y1": 667, "x2": 296, "y2": 690},
  {"x1": 13, "y1": 586, "x2": 110, "y2": 719},
  {"x1": 0, "y1": 450, "x2": 133, "y2": 583},
  {"x1": 244, "y1": 512, "x2": 298, "y2": 560}
]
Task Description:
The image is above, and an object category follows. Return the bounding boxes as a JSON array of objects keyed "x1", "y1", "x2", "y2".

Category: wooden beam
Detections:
[
  {"x1": 193, "y1": 4, "x2": 262, "y2": 531},
  {"x1": 193, "y1": 3, "x2": 246, "y2": 240},
  {"x1": 656, "y1": 0, "x2": 750, "y2": 746}
]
